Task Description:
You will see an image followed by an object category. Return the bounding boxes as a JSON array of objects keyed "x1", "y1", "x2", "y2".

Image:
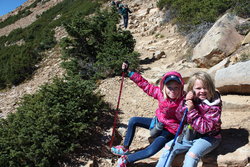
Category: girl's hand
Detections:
[
  {"x1": 186, "y1": 100, "x2": 194, "y2": 111},
  {"x1": 186, "y1": 91, "x2": 194, "y2": 101},
  {"x1": 122, "y1": 61, "x2": 129, "y2": 72},
  {"x1": 186, "y1": 91, "x2": 194, "y2": 111}
]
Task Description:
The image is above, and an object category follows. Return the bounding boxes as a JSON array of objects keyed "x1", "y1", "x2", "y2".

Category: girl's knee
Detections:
[
  {"x1": 128, "y1": 117, "x2": 137, "y2": 124},
  {"x1": 164, "y1": 144, "x2": 171, "y2": 150},
  {"x1": 187, "y1": 152, "x2": 198, "y2": 159},
  {"x1": 159, "y1": 144, "x2": 172, "y2": 158},
  {"x1": 183, "y1": 152, "x2": 200, "y2": 167},
  {"x1": 185, "y1": 151, "x2": 200, "y2": 161}
]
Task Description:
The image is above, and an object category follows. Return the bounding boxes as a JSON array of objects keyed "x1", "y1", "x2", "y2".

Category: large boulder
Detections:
[
  {"x1": 215, "y1": 60, "x2": 250, "y2": 94},
  {"x1": 192, "y1": 13, "x2": 244, "y2": 68}
]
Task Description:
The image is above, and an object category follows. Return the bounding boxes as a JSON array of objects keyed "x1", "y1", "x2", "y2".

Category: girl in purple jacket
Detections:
[
  {"x1": 112, "y1": 62, "x2": 186, "y2": 167},
  {"x1": 156, "y1": 71, "x2": 222, "y2": 167}
]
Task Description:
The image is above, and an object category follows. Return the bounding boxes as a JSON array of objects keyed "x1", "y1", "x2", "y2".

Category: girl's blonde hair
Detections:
[{"x1": 187, "y1": 71, "x2": 216, "y2": 100}]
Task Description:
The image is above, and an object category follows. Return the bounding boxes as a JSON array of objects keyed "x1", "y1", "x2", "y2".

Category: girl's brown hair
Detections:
[{"x1": 187, "y1": 71, "x2": 216, "y2": 100}]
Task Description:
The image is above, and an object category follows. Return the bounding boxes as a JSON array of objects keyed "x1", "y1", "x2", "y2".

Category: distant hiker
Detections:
[
  {"x1": 121, "y1": 4, "x2": 132, "y2": 29},
  {"x1": 111, "y1": 62, "x2": 187, "y2": 167},
  {"x1": 116, "y1": 0, "x2": 122, "y2": 8},
  {"x1": 117, "y1": 3, "x2": 124, "y2": 15},
  {"x1": 110, "y1": 1, "x2": 116, "y2": 7},
  {"x1": 110, "y1": 0, "x2": 122, "y2": 13},
  {"x1": 156, "y1": 71, "x2": 222, "y2": 167}
]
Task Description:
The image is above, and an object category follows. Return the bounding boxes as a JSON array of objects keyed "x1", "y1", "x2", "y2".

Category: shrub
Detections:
[
  {"x1": 236, "y1": 22, "x2": 250, "y2": 35},
  {"x1": 157, "y1": 0, "x2": 172, "y2": 10},
  {"x1": 0, "y1": 76, "x2": 110, "y2": 166},
  {"x1": 0, "y1": 45, "x2": 40, "y2": 88},
  {"x1": 61, "y1": 9, "x2": 140, "y2": 80},
  {"x1": 232, "y1": 0, "x2": 250, "y2": 18},
  {"x1": 156, "y1": 0, "x2": 250, "y2": 31}
]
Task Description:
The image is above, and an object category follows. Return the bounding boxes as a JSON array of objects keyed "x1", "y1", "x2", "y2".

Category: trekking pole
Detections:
[
  {"x1": 163, "y1": 108, "x2": 188, "y2": 166},
  {"x1": 109, "y1": 71, "x2": 125, "y2": 148}
]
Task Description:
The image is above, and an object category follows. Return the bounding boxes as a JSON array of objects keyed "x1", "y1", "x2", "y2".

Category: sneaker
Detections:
[
  {"x1": 111, "y1": 145, "x2": 129, "y2": 156},
  {"x1": 117, "y1": 155, "x2": 128, "y2": 167}
]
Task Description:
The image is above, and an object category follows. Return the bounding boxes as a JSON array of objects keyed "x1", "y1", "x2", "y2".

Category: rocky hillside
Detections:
[
  {"x1": 0, "y1": 0, "x2": 63, "y2": 37},
  {"x1": 0, "y1": 0, "x2": 249, "y2": 166}
]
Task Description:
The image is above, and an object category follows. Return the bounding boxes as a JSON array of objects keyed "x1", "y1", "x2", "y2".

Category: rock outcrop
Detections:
[
  {"x1": 192, "y1": 13, "x2": 244, "y2": 68},
  {"x1": 215, "y1": 60, "x2": 250, "y2": 94}
]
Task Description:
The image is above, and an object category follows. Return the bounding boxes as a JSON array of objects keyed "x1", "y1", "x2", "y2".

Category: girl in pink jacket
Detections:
[
  {"x1": 156, "y1": 71, "x2": 222, "y2": 167},
  {"x1": 112, "y1": 62, "x2": 186, "y2": 167}
]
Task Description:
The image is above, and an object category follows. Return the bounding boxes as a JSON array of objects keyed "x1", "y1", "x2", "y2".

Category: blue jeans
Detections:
[
  {"x1": 123, "y1": 15, "x2": 129, "y2": 28},
  {"x1": 124, "y1": 117, "x2": 174, "y2": 163},
  {"x1": 156, "y1": 136, "x2": 221, "y2": 167}
]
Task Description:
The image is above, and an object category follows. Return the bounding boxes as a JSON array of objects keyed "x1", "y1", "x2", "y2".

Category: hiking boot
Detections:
[
  {"x1": 111, "y1": 145, "x2": 129, "y2": 156},
  {"x1": 117, "y1": 155, "x2": 128, "y2": 167}
]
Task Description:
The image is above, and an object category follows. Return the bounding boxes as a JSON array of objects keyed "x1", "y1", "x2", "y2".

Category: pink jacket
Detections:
[
  {"x1": 187, "y1": 95, "x2": 222, "y2": 138},
  {"x1": 129, "y1": 71, "x2": 186, "y2": 134}
]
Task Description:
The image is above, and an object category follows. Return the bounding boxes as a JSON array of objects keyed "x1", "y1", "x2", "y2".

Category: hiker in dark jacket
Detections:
[
  {"x1": 121, "y1": 4, "x2": 132, "y2": 29},
  {"x1": 116, "y1": 0, "x2": 122, "y2": 8},
  {"x1": 118, "y1": 3, "x2": 124, "y2": 15},
  {"x1": 111, "y1": 1, "x2": 116, "y2": 7}
]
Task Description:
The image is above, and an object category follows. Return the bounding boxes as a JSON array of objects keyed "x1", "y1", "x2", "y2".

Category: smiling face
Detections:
[
  {"x1": 187, "y1": 72, "x2": 216, "y2": 101},
  {"x1": 164, "y1": 80, "x2": 182, "y2": 100},
  {"x1": 193, "y1": 79, "x2": 211, "y2": 100}
]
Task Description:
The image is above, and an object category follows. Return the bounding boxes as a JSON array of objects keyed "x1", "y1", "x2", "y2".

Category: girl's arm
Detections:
[
  {"x1": 121, "y1": 62, "x2": 162, "y2": 99},
  {"x1": 187, "y1": 105, "x2": 222, "y2": 134},
  {"x1": 129, "y1": 72, "x2": 162, "y2": 99}
]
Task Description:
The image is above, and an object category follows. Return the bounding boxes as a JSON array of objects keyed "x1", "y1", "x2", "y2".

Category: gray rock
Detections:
[
  {"x1": 208, "y1": 57, "x2": 229, "y2": 79},
  {"x1": 215, "y1": 60, "x2": 250, "y2": 94},
  {"x1": 153, "y1": 50, "x2": 165, "y2": 60}
]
